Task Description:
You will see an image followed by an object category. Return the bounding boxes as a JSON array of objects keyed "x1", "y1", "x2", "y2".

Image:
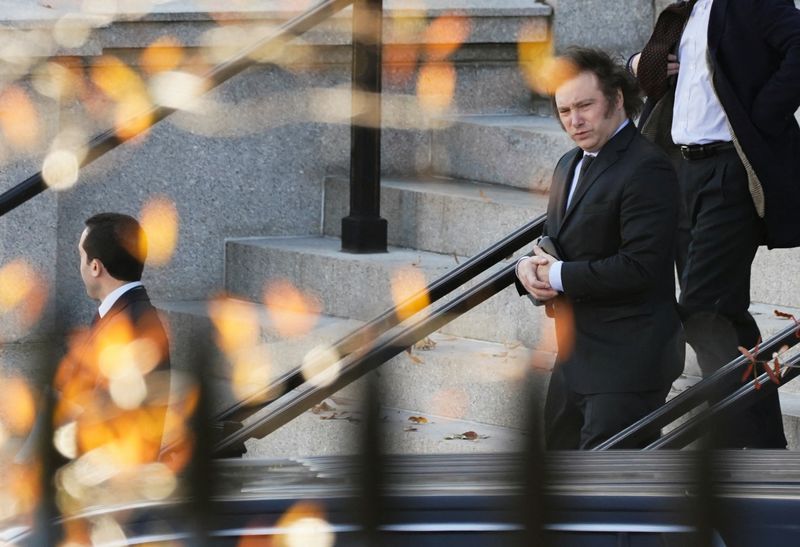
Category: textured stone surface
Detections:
[
  {"x1": 1, "y1": 0, "x2": 551, "y2": 21},
  {"x1": 324, "y1": 175, "x2": 549, "y2": 257},
  {"x1": 155, "y1": 298, "x2": 362, "y2": 379},
  {"x1": 224, "y1": 235, "x2": 556, "y2": 348},
  {"x1": 54, "y1": 65, "x2": 348, "y2": 329},
  {"x1": 0, "y1": 85, "x2": 61, "y2": 341},
  {"x1": 431, "y1": 115, "x2": 573, "y2": 190},
  {"x1": 549, "y1": 0, "x2": 654, "y2": 56},
  {"x1": 243, "y1": 397, "x2": 529, "y2": 458},
  {"x1": 225, "y1": 236, "x2": 457, "y2": 320},
  {"x1": 751, "y1": 247, "x2": 800, "y2": 309}
]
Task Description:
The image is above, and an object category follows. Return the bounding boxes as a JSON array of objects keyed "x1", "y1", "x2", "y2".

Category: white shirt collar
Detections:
[{"x1": 98, "y1": 281, "x2": 144, "y2": 318}]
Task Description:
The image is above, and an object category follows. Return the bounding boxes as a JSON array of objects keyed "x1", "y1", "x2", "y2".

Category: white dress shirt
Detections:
[
  {"x1": 98, "y1": 281, "x2": 143, "y2": 318},
  {"x1": 671, "y1": 0, "x2": 732, "y2": 145}
]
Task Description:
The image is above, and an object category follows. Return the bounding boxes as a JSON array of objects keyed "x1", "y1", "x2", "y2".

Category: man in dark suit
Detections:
[
  {"x1": 630, "y1": 0, "x2": 800, "y2": 448},
  {"x1": 54, "y1": 213, "x2": 171, "y2": 462},
  {"x1": 516, "y1": 47, "x2": 684, "y2": 450}
]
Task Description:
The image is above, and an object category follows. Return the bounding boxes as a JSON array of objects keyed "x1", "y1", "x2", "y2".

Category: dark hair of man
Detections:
[
  {"x1": 83, "y1": 213, "x2": 147, "y2": 282},
  {"x1": 551, "y1": 46, "x2": 644, "y2": 121}
]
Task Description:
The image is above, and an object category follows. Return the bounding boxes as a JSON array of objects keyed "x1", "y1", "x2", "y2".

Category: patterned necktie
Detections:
[{"x1": 637, "y1": 0, "x2": 697, "y2": 101}]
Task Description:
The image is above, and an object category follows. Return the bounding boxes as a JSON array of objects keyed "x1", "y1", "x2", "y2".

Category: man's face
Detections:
[
  {"x1": 554, "y1": 71, "x2": 626, "y2": 153},
  {"x1": 78, "y1": 228, "x2": 100, "y2": 300}
]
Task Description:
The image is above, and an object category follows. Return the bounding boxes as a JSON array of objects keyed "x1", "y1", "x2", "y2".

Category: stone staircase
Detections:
[
  {"x1": 149, "y1": 2, "x2": 800, "y2": 457},
  {"x1": 3, "y1": 0, "x2": 800, "y2": 458},
  {"x1": 159, "y1": 105, "x2": 800, "y2": 455}
]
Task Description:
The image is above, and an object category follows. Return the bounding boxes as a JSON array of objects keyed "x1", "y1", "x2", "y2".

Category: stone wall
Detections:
[{"x1": 548, "y1": 0, "x2": 654, "y2": 57}]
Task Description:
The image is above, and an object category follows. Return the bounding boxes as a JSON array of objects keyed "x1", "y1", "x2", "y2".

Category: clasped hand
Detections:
[{"x1": 517, "y1": 245, "x2": 559, "y2": 301}]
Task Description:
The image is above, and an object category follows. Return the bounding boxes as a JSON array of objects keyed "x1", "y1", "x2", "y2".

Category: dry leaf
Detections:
[
  {"x1": 312, "y1": 401, "x2": 335, "y2": 414},
  {"x1": 407, "y1": 352, "x2": 424, "y2": 365},
  {"x1": 444, "y1": 431, "x2": 489, "y2": 441},
  {"x1": 404, "y1": 427, "x2": 418, "y2": 432},
  {"x1": 408, "y1": 416, "x2": 428, "y2": 424},
  {"x1": 414, "y1": 337, "x2": 437, "y2": 351},
  {"x1": 478, "y1": 190, "x2": 491, "y2": 203}
]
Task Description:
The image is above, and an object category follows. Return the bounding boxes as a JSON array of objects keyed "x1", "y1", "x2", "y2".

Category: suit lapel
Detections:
[
  {"x1": 558, "y1": 123, "x2": 637, "y2": 234},
  {"x1": 551, "y1": 149, "x2": 582, "y2": 235},
  {"x1": 707, "y1": 0, "x2": 727, "y2": 57},
  {"x1": 89, "y1": 286, "x2": 147, "y2": 341}
]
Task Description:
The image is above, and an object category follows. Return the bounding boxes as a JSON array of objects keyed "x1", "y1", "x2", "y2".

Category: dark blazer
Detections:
[
  {"x1": 56, "y1": 285, "x2": 171, "y2": 459},
  {"x1": 518, "y1": 123, "x2": 684, "y2": 394},
  {"x1": 640, "y1": 0, "x2": 800, "y2": 248}
]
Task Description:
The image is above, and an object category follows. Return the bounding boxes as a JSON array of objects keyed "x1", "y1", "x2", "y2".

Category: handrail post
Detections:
[{"x1": 342, "y1": 0, "x2": 387, "y2": 253}]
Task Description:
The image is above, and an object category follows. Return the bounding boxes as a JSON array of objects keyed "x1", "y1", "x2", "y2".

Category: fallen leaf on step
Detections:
[
  {"x1": 404, "y1": 427, "x2": 418, "y2": 432},
  {"x1": 406, "y1": 350, "x2": 424, "y2": 365},
  {"x1": 408, "y1": 416, "x2": 428, "y2": 424},
  {"x1": 774, "y1": 309, "x2": 800, "y2": 338},
  {"x1": 479, "y1": 190, "x2": 491, "y2": 203},
  {"x1": 414, "y1": 337, "x2": 437, "y2": 351},
  {"x1": 312, "y1": 401, "x2": 335, "y2": 414},
  {"x1": 453, "y1": 253, "x2": 460, "y2": 265},
  {"x1": 445, "y1": 431, "x2": 489, "y2": 441},
  {"x1": 320, "y1": 412, "x2": 361, "y2": 423}
]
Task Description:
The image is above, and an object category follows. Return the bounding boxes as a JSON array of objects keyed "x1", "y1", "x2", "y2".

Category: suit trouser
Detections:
[
  {"x1": 544, "y1": 367, "x2": 669, "y2": 450},
  {"x1": 676, "y1": 148, "x2": 786, "y2": 448}
]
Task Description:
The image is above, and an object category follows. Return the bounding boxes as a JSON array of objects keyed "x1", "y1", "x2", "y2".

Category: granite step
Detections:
[
  {"x1": 323, "y1": 175, "x2": 549, "y2": 258},
  {"x1": 242, "y1": 397, "x2": 528, "y2": 459},
  {"x1": 751, "y1": 247, "x2": 800, "y2": 311},
  {"x1": 223, "y1": 235, "x2": 554, "y2": 349},
  {"x1": 156, "y1": 299, "x2": 549, "y2": 427},
  {"x1": 431, "y1": 114, "x2": 573, "y2": 190},
  {"x1": 239, "y1": 333, "x2": 552, "y2": 459}
]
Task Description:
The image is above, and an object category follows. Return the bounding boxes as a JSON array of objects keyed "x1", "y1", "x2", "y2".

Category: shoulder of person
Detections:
[{"x1": 556, "y1": 148, "x2": 581, "y2": 170}]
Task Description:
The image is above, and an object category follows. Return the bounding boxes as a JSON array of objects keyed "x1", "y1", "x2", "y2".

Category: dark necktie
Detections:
[
  {"x1": 566, "y1": 154, "x2": 594, "y2": 212},
  {"x1": 637, "y1": 0, "x2": 697, "y2": 101}
]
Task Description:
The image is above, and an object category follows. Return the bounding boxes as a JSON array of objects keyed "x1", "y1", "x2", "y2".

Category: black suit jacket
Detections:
[
  {"x1": 640, "y1": 0, "x2": 800, "y2": 248},
  {"x1": 518, "y1": 123, "x2": 684, "y2": 394},
  {"x1": 56, "y1": 285, "x2": 171, "y2": 459}
]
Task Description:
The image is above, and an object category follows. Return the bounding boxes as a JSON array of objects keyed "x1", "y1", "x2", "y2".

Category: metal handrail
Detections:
[
  {"x1": 214, "y1": 215, "x2": 546, "y2": 426},
  {"x1": 214, "y1": 258, "x2": 524, "y2": 456},
  {"x1": 595, "y1": 323, "x2": 800, "y2": 450},
  {"x1": 646, "y1": 349, "x2": 800, "y2": 449},
  {"x1": 0, "y1": 0, "x2": 354, "y2": 217}
]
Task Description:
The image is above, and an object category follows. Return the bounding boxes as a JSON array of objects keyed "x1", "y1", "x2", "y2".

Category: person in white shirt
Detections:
[{"x1": 630, "y1": 0, "x2": 800, "y2": 448}]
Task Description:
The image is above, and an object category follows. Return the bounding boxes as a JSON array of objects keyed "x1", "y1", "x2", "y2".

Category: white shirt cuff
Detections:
[
  {"x1": 515, "y1": 255, "x2": 530, "y2": 278},
  {"x1": 549, "y1": 261, "x2": 564, "y2": 292}
]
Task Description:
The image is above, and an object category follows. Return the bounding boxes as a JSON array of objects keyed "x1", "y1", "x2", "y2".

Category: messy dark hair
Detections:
[{"x1": 550, "y1": 46, "x2": 643, "y2": 121}]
